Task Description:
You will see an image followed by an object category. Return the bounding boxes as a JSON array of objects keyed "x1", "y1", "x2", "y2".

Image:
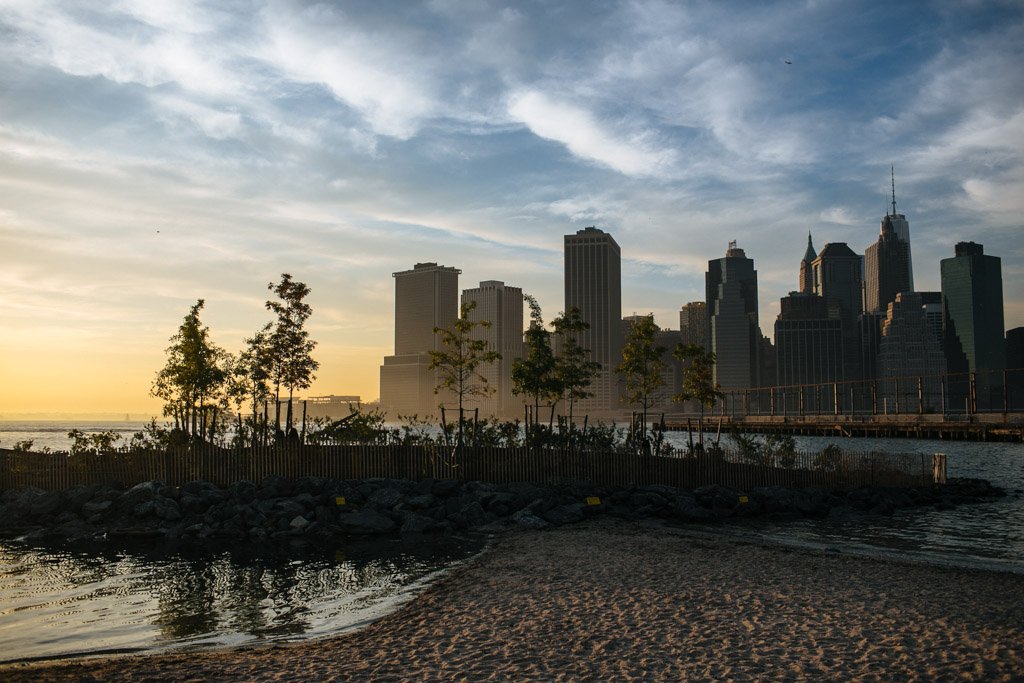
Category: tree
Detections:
[
  {"x1": 615, "y1": 316, "x2": 667, "y2": 452},
  {"x1": 551, "y1": 306, "x2": 600, "y2": 432},
  {"x1": 511, "y1": 295, "x2": 561, "y2": 442},
  {"x1": 428, "y1": 300, "x2": 501, "y2": 447},
  {"x1": 151, "y1": 300, "x2": 229, "y2": 439},
  {"x1": 673, "y1": 343, "x2": 723, "y2": 449},
  {"x1": 266, "y1": 274, "x2": 319, "y2": 432},
  {"x1": 228, "y1": 323, "x2": 273, "y2": 446}
]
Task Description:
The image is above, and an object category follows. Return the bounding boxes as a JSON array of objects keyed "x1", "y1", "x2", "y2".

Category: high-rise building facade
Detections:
[
  {"x1": 706, "y1": 241, "x2": 759, "y2": 389},
  {"x1": 864, "y1": 214, "x2": 912, "y2": 314},
  {"x1": 679, "y1": 301, "x2": 707, "y2": 349},
  {"x1": 564, "y1": 227, "x2": 622, "y2": 412},
  {"x1": 461, "y1": 281, "x2": 524, "y2": 418},
  {"x1": 774, "y1": 292, "x2": 844, "y2": 386},
  {"x1": 799, "y1": 233, "x2": 816, "y2": 294},
  {"x1": 812, "y1": 242, "x2": 864, "y2": 379},
  {"x1": 941, "y1": 242, "x2": 1005, "y2": 410},
  {"x1": 380, "y1": 262, "x2": 460, "y2": 416},
  {"x1": 877, "y1": 292, "x2": 947, "y2": 412},
  {"x1": 886, "y1": 169, "x2": 914, "y2": 291}
]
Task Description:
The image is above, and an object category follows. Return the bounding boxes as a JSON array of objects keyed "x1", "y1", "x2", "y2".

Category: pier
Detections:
[{"x1": 660, "y1": 368, "x2": 1024, "y2": 442}]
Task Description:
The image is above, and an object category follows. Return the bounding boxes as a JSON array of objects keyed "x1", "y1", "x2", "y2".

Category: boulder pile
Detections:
[{"x1": 0, "y1": 476, "x2": 1005, "y2": 547}]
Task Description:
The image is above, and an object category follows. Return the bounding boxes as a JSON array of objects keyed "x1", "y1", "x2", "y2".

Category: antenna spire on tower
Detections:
[{"x1": 891, "y1": 164, "x2": 898, "y2": 216}]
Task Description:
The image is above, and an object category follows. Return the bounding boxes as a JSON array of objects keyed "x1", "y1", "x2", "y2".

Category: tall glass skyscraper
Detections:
[
  {"x1": 941, "y1": 242, "x2": 1005, "y2": 411},
  {"x1": 941, "y1": 242, "x2": 1005, "y2": 375}
]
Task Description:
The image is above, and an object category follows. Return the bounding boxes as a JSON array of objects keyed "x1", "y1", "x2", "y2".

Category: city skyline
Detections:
[{"x1": 1, "y1": 1, "x2": 1022, "y2": 414}]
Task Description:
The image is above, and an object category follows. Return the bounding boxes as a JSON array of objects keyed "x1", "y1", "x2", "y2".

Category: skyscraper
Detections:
[
  {"x1": 774, "y1": 292, "x2": 844, "y2": 387},
  {"x1": 461, "y1": 281, "x2": 524, "y2": 418},
  {"x1": 679, "y1": 301, "x2": 707, "y2": 349},
  {"x1": 941, "y1": 242, "x2": 1005, "y2": 374},
  {"x1": 886, "y1": 168, "x2": 914, "y2": 291},
  {"x1": 812, "y1": 242, "x2": 864, "y2": 379},
  {"x1": 877, "y1": 292, "x2": 947, "y2": 411},
  {"x1": 864, "y1": 214, "x2": 912, "y2": 314},
  {"x1": 564, "y1": 227, "x2": 622, "y2": 412},
  {"x1": 799, "y1": 233, "x2": 816, "y2": 294},
  {"x1": 380, "y1": 262, "x2": 460, "y2": 416},
  {"x1": 707, "y1": 241, "x2": 759, "y2": 389}
]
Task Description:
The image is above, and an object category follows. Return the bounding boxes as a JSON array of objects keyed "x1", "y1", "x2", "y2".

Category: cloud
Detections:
[
  {"x1": 507, "y1": 90, "x2": 677, "y2": 177},
  {"x1": 256, "y1": 3, "x2": 440, "y2": 139}
]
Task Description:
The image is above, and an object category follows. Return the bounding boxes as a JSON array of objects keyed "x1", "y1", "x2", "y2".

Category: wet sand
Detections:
[{"x1": 3, "y1": 519, "x2": 1022, "y2": 681}]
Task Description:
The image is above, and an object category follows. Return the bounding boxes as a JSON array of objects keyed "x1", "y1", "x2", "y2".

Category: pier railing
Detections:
[{"x1": 0, "y1": 444, "x2": 942, "y2": 493}]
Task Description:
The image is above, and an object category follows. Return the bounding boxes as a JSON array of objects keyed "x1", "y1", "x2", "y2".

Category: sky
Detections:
[{"x1": 1, "y1": 0, "x2": 1022, "y2": 416}]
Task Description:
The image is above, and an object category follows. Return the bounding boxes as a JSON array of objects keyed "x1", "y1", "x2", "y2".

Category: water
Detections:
[
  {"x1": 0, "y1": 421, "x2": 153, "y2": 453},
  {"x1": 663, "y1": 432, "x2": 1024, "y2": 574},
  {"x1": 0, "y1": 536, "x2": 484, "y2": 664}
]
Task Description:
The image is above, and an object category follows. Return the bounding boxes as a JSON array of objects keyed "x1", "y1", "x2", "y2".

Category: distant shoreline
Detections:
[{"x1": 0, "y1": 416, "x2": 159, "y2": 423}]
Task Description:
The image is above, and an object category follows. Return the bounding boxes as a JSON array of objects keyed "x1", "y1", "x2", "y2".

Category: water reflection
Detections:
[{"x1": 0, "y1": 537, "x2": 483, "y2": 663}]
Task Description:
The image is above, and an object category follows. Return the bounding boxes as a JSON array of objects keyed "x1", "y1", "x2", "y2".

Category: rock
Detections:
[
  {"x1": 337, "y1": 509, "x2": 395, "y2": 535},
  {"x1": 449, "y1": 501, "x2": 486, "y2": 530},
  {"x1": 669, "y1": 500, "x2": 714, "y2": 522},
  {"x1": 231, "y1": 480, "x2": 257, "y2": 503},
  {"x1": 542, "y1": 504, "x2": 585, "y2": 526},
  {"x1": 367, "y1": 488, "x2": 404, "y2": 511},
  {"x1": 29, "y1": 491, "x2": 64, "y2": 518},
  {"x1": 407, "y1": 493, "x2": 437, "y2": 509},
  {"x1": 431, "y1": 479, "x2": 461, "y2": 497},
  {"x1": 153, "y1": 497, "x2": 182, "y2": 521},
  {"x1": 82, "y1": 499, "x2": 113, "y2": 516},
  {"x1": 133, "y1": 501, "x2": 155, "y2": 517},
  {"x1": 400, "y1": 513, "x2": 437, "y2": 535},
  {"x1": 289, "y1": 515, "x2": 309, "y2": 529},
  {"x1": 512, "y1": 509, "x2": 548, "y2": 530}
]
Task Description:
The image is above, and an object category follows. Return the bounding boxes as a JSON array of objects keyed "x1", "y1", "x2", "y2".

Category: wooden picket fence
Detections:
[{"x1": 0, "y1": 444, "x2": 941, "y2": 493}]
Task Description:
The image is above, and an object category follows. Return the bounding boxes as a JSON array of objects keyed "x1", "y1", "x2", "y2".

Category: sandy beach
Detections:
[{"x1": 3, "y1": 519, "x2": 1022, "y2": 682}]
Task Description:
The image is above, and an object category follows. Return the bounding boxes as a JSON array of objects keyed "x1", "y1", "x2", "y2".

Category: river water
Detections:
[
  {"x1": 0, "y1": 536, "x2": 484, "y2": 664},
  {"x1": 0, "y1": 422, "x2": 1021, "y2": 663}
]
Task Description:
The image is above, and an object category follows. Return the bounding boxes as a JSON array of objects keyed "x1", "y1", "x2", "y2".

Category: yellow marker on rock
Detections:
[
  {"x1": 738, "y1": 496, "x2": 749, "y2": 504},
  {"x1": 335, "y1": 496, "x2": 347, "y2": 506},
  {"x1": 586, "y1": 496, "x2": 601, "y2": 506}
]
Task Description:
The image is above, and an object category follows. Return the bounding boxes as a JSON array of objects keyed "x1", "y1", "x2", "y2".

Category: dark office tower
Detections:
[
  {"x1": 679, "y1": 301, "x2": 707, "y2": 349},
  {"x1": 775, "y1": 292, "x2": 844, "y2": 386},
  {"x1": 812, "y1": 242, "x2": 864, "y2": 378},
  {"x1": 941, "y1": 242, "x2": 1005, "y2": 409},
  {"x1": 864, "y1": 214, "x2": 911, "y2": 313},
  {"x1": 1007, "y1": 328, "x2": 1024, "y2": 369},
  {"x1": 877, "y1": 293, "x2": 947, "y2": 412},
  {"x1": 758, "y1": 335, "x2": 776, "y2": 388},
  {"x1": 380, "y1": 262, "x2": 460, "y2": 416},
  {"x1": 461, "y1": 281, "x2": 524, "y2": 419},
  {"x1": 858, "y1": 312, "x2": 885, "y2": 380},
  {"x1": 799, "y1": 232, "x2": 816, "y2": 294},
  {"x1": 564, "y1": 227, "x2": 622, "y2": 412},
  {"x1": 1007, "y1": 327, "x2": 1024, "y2": 410},
  {"x1": 707, "y1": 241, "x2": 759, "y2": 389}
]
